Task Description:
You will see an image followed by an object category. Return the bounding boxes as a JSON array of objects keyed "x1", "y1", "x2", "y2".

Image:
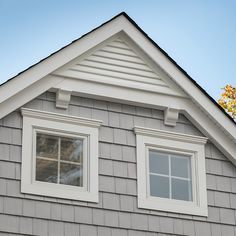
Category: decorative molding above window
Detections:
[
  {"x1": 21, "y1": 108, "x2": 102, "y2": 202},
  {"x1": 134, "y1": 126, "x2": 208, "y2": 216}
]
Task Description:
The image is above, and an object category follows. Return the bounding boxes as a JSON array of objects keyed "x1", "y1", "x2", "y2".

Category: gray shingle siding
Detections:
[{"x1": 0, "y1": 91, "x2": 235, "y2": 235}]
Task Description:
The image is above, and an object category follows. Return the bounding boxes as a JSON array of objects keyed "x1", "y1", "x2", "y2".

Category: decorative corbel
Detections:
[
  {"x1": 56, "y1": 89, "x2": 72, "y2": 109},
  {"x1": 164, "y1": 107, "x2": 179, "y2": 126}
]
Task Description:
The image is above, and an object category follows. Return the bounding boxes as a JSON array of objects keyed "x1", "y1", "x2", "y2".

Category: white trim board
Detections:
[
  {"x1": 0, "y1": 13, "x2": 235, "y2": 166},
  {"x1": 21, "y1": 108, "x2": 103, "y2": 128}
]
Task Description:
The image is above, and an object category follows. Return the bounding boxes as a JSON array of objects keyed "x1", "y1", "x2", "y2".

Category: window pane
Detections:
[
  {"x1": 150, "y1": 175, "x2": 169, "y2": 198},
  {"x1": 171, "y1": 178, "x2": 192, "y2": 201},
  {"x1": 171, "y1": 155, "x2": 191, "y2": 178},
  {"x1": 60, "y1": 163, "x2": 83, "y2": 186},
  {"x1": 61, "y1": 138, "x2": 83, "y2": 163},
  {"x1": 36, "y1": 133, "x2": 58, "y2": 159},
  {"x1": 36, "y1": 159, "x2": 58, "y2": 183},
  {"x1": 149, "y1": 151, "x2": 169, "y2": 175}
]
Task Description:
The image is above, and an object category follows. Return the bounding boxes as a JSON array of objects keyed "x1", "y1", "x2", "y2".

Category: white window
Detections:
[
  {"x1": 134, "y1": 126, "x2": 208, "y2": 216},
  {"x1": 21, "y1": 108, "x2": 102, "y2": 202}
]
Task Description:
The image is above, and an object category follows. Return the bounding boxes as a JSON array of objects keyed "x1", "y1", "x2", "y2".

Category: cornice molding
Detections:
[
  {"x1": 21, "y1": 108, "x2": 103, "y2": 128},
  {"x1": 134, "y1": 126, "x2": 208, "y2": 145}
]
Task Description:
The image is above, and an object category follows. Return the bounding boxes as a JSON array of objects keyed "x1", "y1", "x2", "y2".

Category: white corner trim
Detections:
[
  {"x1": 56, "y1": 89, "x2": 72, "y2": 109},
  {"x1": 134, "y1": 126, "x2": 208, "y2": 145},
  {"x1": 164, "y1": 107, "x2": 179, "y2": 126},
  {"x1": 21, "y1": 108, "x2": 103, "y2": 128}
]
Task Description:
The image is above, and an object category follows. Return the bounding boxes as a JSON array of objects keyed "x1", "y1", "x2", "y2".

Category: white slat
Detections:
[
  {"x1": 94, "y1": 50, "x2": 144, "y2": 64},
  {"x1": 69, "y1": 66, "x2": 167, "y2": 86},
  {"x1": 54, "y1": 70, "x2": 169, "y2": 91},
  {"x1": 101, "y1": 46, "x2": 137, "y2": 57},
  {"x1": 87, "y1": 55, "x2": 151, "y2": 71},
  {"x1": 113, "y1": 38, "x2": 124, "y2": 43},
  {"x1": 77, "y1": 60, "x2": 159, "y2": 79},
  {"x1": 107, "y1": 41, "x2": 130, "y2": 50}
]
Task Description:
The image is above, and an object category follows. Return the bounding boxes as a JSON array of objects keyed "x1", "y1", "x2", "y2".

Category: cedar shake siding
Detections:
[{"x1": 0, "y1": 92, "x2": 235, "y2": 236}]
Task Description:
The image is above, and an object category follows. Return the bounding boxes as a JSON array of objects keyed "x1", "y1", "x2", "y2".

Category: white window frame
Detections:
[
  {"x1": 134, "y1": 126, "x2": 208, "y2": 216},
  {"x1": 21, "y1": 108, "x2": 102, "y2": 202}
]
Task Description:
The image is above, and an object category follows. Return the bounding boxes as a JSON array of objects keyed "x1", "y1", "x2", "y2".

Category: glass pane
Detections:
[
  {"x1": 36, "y1": 133, "x2": 58, "y2": 159},
  {"x1": 171, "y1": 178, "x2": 192, "y2": 201},
  {"x1": 60, "y1": 163, "x2": 83, "y2": 186},
  {"x1": 150, "y1": 175, "x2": 169, "y2": 198},
  {"x1": 61, "y1": 138, "x2": 83, "y2": 163},
  {"x1": 149, "y1": 151, "x2": 169, "y2": 175},
  {"x1": 36, "y1": 159, "x2": 58, "y2": 183},
  {"x1": 171, "y1": 155, "x2": 191, "y2": 178}
]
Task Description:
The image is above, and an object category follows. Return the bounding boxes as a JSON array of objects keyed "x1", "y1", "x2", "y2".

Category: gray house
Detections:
[{"x1": 0, "y1": 12, "x2": 236, "y2": 236}]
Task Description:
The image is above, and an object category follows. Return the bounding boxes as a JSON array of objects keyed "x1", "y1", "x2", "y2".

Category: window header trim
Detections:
[
  {"x1": 21, "y1": 108, "x2": 103, "y2": 128},
  {"x1": 134, "y1": 126, "x2": 208, "y2": 145}
]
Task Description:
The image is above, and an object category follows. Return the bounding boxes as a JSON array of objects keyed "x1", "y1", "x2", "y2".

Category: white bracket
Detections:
[
  {"x1": 56, "y1": 89, "x2": 72, "y2": 109},
  {"x1": 164, "y1": 108, "x2": 179, "y2": 126}
]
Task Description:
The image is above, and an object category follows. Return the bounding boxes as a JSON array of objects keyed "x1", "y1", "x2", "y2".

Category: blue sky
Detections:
[{"x1": 0, "y1": 0, "x2": 235, "y2": 100}]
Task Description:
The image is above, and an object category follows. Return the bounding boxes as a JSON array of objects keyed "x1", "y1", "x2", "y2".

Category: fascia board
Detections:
[
  {"x1": 0, "y1": 75, "x2": 64, "y2": 120},
  {"x1": 0, "y1": 15, "x2": 128, "y2": 104},
  {"x1": 182, "y1": 101, "x2": 236, "y2": 166}
]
